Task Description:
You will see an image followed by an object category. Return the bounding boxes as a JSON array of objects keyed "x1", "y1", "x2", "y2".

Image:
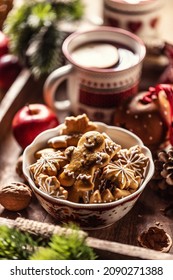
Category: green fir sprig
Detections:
[
  {"x1": 30, "y1": 226, "x2": 96, "y2": 260},
  {"x1": 26, "y1": 23, "x2": 65, "y2": 77},
  {"x1": 3, "y1": 0, "x2": 84, "y2": 77},
  {"x1": 0, "y1": 224, "x2": 96, "y2": 260},
  {"x1": 0, "y1": 225, "x2": 38, "y2": 260}
]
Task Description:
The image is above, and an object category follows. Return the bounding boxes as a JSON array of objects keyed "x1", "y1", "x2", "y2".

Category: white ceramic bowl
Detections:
[{"x1": 23, "y1": 122, "x2": 154, "y2": 229}]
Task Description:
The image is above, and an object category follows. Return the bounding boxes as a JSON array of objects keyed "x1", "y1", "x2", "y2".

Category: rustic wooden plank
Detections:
[
  {"x1": 0, "y1": 87, "x2": 173, "y2": 259},
  {"x1": 0, "y1": 0, "x2": 173, "y2": 260},
  {"x1": 87, "y1": 237, "x2": 173, "y2": 260}
]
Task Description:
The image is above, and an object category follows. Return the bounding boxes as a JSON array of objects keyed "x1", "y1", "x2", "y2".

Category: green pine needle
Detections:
[
  {"x1": 28, "y1": 3, "x2": 57, "y2": 26},
  {"x1": 30, "y1": 247, "x2": 61, "y2": 260},
  {"x1": 0, "y1": 224, "x2": 97, "y2": 260},
  {"x1": 30, "y1": 227, "x2": 96, "y2": 260},
  {"x1": 3, "y1": 0, "x2": 84, "y2": 76},
  {"x1": 52, "y1": 0, "x2": 85, "y2": 21},
  {"x1": 0, "y1": 226, "x2": 38, "y2": 260},
  {"x1": 26, "y1": 23, "x2": 65, "y2": 77}
]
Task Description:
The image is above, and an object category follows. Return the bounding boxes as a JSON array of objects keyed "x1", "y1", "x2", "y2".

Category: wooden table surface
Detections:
[{"x1": 1, "y1": 0, "x2": 173, "y2": 260}]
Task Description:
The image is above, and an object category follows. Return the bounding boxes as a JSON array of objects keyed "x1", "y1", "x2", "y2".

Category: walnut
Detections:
[
  {"x1": 0, "y1": 182, "x2": 32, "y2": 211},
  {"x1": 138, "y1": 226, "x2": 172, "y2": 252}
]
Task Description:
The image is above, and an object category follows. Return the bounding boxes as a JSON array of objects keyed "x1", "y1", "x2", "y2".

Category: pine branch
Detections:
[
  {"x1": 11, "y1": 23, "x2": 37, "y2": 63},
  {"x1": 0, "y1": 224, "x2": 96, "y2": 260},
  {"x1": 26, "y1": 23, "x2": 65, "y2": 77},
  {"x1": 3, "y1": 0, "x2": 84, "y2": 76},
  {"x1": 30, "y1": 225, "x2": 96, "y2": 260},
  {"x1": 0, "y1": 225, "x2": 38, "y2": 260},
  {"x1": 51, "y1": 0, "x2": 85, "y2": 20}
]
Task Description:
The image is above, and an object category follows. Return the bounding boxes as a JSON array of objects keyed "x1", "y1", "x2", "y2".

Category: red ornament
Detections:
[
  {"x1": 143, "y1": 84, "x2": 173, "y2": 146},
  {"x1": 114, "y1": 84, "x2": 173, "y2": 150}
]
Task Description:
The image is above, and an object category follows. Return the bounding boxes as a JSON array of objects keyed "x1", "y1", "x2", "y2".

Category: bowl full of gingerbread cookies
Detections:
[{"x1": 23, "y1": 114, "x2": 154, "y2": 229}]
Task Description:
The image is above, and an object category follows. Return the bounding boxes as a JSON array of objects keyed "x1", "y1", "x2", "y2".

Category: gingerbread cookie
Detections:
[
  {"x1": 113, "y1": 188, "x2": 132, "y2": 200},
  {"x1": 60, "y1": 113, "x2": 97, "y2": 135},
  {"x1": 30, "y1": 150, "x2": 67, "y2": 180},
  {"x1": 37, "y1": 174, "x2": 68, "y2": 199},
  {"x1": 102, "y1": 132, "x2": 121, "y2": 159},
  {"x1": 102, "y1": 161, "x2": 141, "y2": 190},
  {"x1": 67, "y1": 186, "x2": 89, "y2": 203},
  {"x1": 34, "y1": 148, "x2": 57, "y2": 159},
  {"x1": 58, "y1": 131, "x2": 110, "y2": 191},
  {"x1": 48, "y1": 134, "x2": 80, "y2": 149},
  {"x1": 113, "y1": 145, "x2": 149, "y2": 178},
  {"x1": 48, "y1": 114, "x2": 98, "y2": 149},
  {"x1": 89, "y1": 188, "x2": 115, "y2": 204},
  {"x1": 89, "y1": 190, "x2": 102, "y2": 203}
]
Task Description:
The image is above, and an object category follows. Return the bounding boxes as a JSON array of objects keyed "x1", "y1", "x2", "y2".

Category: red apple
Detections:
[
  {"x1": 0, "y1": 54, "x2": 22, "y2": 90},
  {"x1": 0, "y1": 31, "x2": 9, "y2": 57},
  {"x1": 12, "y1": 104, "x2": 59, "y2": 149}
]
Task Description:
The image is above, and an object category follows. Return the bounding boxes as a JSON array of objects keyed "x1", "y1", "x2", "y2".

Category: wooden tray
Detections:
[
  {"x1": 1, "y1": 0, "x2": 173, "y2": 260},
  {"x1": 0, "y1": 65, "x2": 173, "y2": 260}
]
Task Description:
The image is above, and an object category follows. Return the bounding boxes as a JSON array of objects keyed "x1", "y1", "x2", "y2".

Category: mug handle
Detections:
[{"x1": 43, "y1": 64, "x2": 73, "y2": 111}]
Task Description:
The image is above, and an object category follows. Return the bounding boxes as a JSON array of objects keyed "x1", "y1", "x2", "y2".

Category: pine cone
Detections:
[{"x1": 152, "y1": 148, "x2": 173, "y2": 195}]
